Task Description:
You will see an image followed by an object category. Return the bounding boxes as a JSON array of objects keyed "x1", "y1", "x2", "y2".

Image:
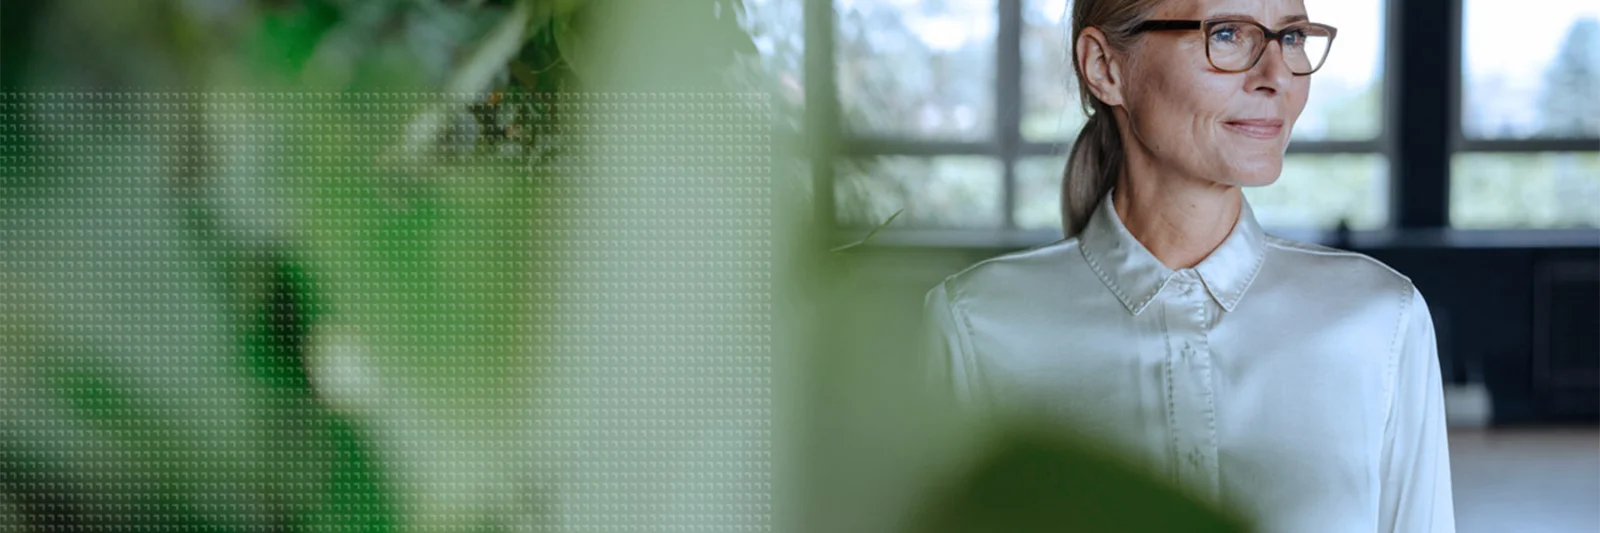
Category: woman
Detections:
[{"x1": 921, "y1": 0, "x2": 1456, "y2": 532}]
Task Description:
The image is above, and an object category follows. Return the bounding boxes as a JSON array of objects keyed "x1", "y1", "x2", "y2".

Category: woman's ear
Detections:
[{"x1": 1076, "y1": 27, "x2": 1125, "y2": 107}]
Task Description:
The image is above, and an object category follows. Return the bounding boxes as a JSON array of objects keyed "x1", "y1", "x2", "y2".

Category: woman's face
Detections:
[{"x1": 1118, "y1": 0, "x2": 1312, "y2": 188}]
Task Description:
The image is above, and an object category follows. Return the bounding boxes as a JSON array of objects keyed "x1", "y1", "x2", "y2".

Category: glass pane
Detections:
[
  {"x1": 1242, "y1": 154, "x2": 1388, "y2": 229},
  {"x1": 1292, "y1": 0, "x2": 1386, "y2": 141},
  {"x1": 1016, "y1": 154, "x2": 1387, "y2": 231},
  {"x1": 1021, "y1": 0, "x2": 1086, "y2": 142},
  {"x1": 1020, "y1": 0, "x2": 1385, "y2": 143},
  {"x1": 834, "y1": 156, "x2": 1003, "y2": 228},
  {"x1": 1451, "y1": 152, "x2": 1600, "y2": 228},
  {"x1": 1463, "y1": 2, "x2": 1600, "y2": 139},
  {"x1": 1015, "y1": 156, "x2": 1066, "y2": 231},
  {"x1": 739, "y1": 0, "x2": 806, "y2": 133},
  {"x1": 836, "y1": 0, "x2": 996, "y2": 140}
]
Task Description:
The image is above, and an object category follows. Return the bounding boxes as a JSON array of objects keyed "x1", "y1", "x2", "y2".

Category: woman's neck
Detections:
[{"x1": 1111, "y1": 173, "x2": 1242, "y2": 271}]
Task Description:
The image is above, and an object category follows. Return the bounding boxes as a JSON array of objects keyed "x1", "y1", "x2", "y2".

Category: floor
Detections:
[{"x1": 1450, "y1": 427, "x2": 1600, "y2": 533}]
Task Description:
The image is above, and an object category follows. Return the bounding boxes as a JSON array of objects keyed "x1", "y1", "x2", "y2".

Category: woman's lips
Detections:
[{"x1": 1224, "y1": 119, "x2": 1284, "y2": 139}]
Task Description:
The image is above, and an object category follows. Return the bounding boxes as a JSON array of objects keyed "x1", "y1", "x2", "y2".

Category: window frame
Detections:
[{"x1": 1447, "y1": 0, "x2": 1600, "y2": 231}]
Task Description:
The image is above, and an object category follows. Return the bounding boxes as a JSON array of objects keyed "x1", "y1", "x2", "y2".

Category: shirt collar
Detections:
[{"x1": 1077, "y1": 187, "x2": 1268, "y2": 315}]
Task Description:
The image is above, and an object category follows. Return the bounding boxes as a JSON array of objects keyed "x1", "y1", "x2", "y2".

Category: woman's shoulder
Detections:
[
  {"x1": 1259, "y1": 233, "x2": 1421, "y2": 303},
  {"x1": 927, "y1": 237, "x2": 1085, "y2": 305}
]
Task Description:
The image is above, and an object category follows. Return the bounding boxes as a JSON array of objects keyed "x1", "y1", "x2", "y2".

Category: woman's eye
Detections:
[
  {"x1": 1210, "y1": 25, "x2": 1243, "y2": 43},
  {"x1": 1283, "y1": 30, "x2": 1306, "y2": 46}
]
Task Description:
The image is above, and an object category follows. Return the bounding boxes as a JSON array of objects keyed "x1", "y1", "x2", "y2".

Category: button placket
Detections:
[{"x1": 1163, "y1": 279, "x2": 1221, "y2": 502}]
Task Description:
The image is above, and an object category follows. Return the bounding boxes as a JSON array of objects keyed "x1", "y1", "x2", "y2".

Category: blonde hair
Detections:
[{"x1": 1060, "y1": 0, "x2": 1167, "y2": 237}]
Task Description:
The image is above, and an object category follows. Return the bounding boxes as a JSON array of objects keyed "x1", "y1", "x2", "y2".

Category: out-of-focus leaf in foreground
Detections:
[{"x1": 906, "y1": 426, "x2": 1252, "y2": 533}]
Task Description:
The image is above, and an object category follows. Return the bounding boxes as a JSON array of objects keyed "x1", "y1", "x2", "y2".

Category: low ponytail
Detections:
[
  {"x1": 1060, "y1": 104, "x2": 1123, "y2": 237},
  {"x1": 1058, "y1": 0, "x2": 1162, "y2": 237}
]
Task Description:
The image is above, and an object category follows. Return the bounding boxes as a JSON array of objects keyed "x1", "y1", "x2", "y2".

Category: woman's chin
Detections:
[
  {"x1": 1239, "y1": 173, "x2": 1281, "y2": 187},
  {"x1": 1214, "y1": 161, "x2": 1283, "y2": 187}
]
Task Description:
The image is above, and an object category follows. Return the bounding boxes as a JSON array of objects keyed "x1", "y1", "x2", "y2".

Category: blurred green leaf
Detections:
[
  {"x1": 444, "y1": 0, "x2": 533, "y2": 94},
  {"x1": 550, "y1": 14, "x2": 588, "y2": 84},
  {"x1": 553, "y1": 0, "x2": 757, "y2": 90},
  {"x1": 508, "y1": 58, "x2": 542, "y2": 90},
  {"x1": 254, "y1": 0, "x2": 341, "y2": 79},
  {"x1": 906, "y1": 426, "x2": 1252, "y2": 533},
  {"x1": 553, "y1": 0, "x2": 592, "y2": 17}
]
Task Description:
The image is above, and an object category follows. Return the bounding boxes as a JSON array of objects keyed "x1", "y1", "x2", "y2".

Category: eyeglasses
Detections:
[{"x1": 1131, "y1": 18, "x2": 1338, "y2": 75}]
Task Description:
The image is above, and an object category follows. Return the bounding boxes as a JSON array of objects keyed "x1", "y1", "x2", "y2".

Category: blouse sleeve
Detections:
[
  {"x1": 922, "y1": 282, "x2": 981, "y2": 413},
  {"x1": 1378, "y1": 285, "x2": 1457, "y2": 532}
]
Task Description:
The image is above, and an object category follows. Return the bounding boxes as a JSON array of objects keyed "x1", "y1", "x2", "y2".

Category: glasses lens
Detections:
[
  {"x1": 1206, "y1": 22, "x2": 1265, "y2": 71},
  {"x1": 1281, "y1": 25, "x2": 1333, "y2": 73}
]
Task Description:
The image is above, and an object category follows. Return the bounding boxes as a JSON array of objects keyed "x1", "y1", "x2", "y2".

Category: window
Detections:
[
  {"x1": 740, "y1": 0, "x2": 807, "y2": 133},
  {"x1": 1452, "y1": 0, "x2": 1600, "y2": 229},
  {"x1": 805, "y1": 0, "x2": 1391, "y2": 240},
  {"x1": 837, "y1": 0, "x2": 997, "y2": 141},
  {"x1": 739, "y1": 0, "x2": 1600, "y2": 245}
]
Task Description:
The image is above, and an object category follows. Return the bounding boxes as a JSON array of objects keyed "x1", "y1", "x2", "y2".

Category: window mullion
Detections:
[
  {"x1": 1391, "y1": 0, "x2": 1457, "y2": 229},
  {"x1": 805, "y1": 0, "x2": 839, "y2": 232},
  {"x1": 997, "y1": 0, "x2": 1022, "y2": 231}
]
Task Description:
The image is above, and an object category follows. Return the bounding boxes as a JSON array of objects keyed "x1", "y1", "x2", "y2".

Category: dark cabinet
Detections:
[{"x1": 1364, "y1": 247, "x2": 1599, "y2": 425}]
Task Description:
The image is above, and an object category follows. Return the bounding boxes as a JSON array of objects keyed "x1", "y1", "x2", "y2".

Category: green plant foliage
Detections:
[
  {"x1": 1, "y1": 1, "x2": 1253, "y2": 531},
  {"x1": 906, "y1": 426, "x2": 1250, "y2": 533}
]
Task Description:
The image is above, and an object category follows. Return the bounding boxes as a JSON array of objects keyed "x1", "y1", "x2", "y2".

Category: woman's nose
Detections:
[{"x1": 1250, "y1": 41, "x2": 1294, "y2": 94}]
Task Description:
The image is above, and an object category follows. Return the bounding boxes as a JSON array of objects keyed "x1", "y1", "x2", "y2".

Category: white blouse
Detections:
[{"x1": 921, "y1": 189, "x2": 1456, "y2": 532}]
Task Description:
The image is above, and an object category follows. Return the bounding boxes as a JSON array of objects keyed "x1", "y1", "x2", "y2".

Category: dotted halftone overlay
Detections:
[{"x1": 1, "y1": 91, "x2": 775, "y2": 532}]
